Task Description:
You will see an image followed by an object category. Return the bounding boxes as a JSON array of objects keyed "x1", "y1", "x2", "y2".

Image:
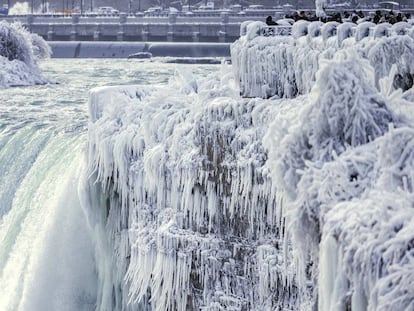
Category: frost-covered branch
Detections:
[{"x1": 0, "y1": 21, "x2": 51, "y2": 88}]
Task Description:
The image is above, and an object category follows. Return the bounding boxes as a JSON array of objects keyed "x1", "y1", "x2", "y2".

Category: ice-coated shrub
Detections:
[
  {"x1": 377, "y1": 127, "x2": 414, "y2": 192},
  {"x1": 240, "y1": 20, "x2": 254, "y2": 37},
  {"x1": 310, "y1": 51, "x2": 393, "y2": 154},
  {"x1": 337, "y1": 22, "x2": 355, "y2": 46},
  {"x1": 0, "y1": 21, "x2": 34, "y2": 65},
  {"x1": 373, "y1": 22, "x2": 392, "y2": 38},
  {"x1": 31, "y1": 32, "x2": 52, "y2": 60},
  {"x1": 307, "y1": 21, "x2": 323, "y2": 38},
  {"x1": 368, "y1": 35, "x2": 414, "y2": 88},
  {"x1": 318, "y1": 128, "x2": 414, "y2": 310},
  {"x1": 246, "y1": 21, "x2": 267, "y2": 40},
  {"x1": 0, "y1": 21, "x2": 50, "y2": 87},
  {"x1": 321, "y1": 21, "x2": 339, "y2": 41},
  {"x1": 272, "y1": 51, "x2": 393, "y2": 200},
  {"x1": 291, "y1": 20, "x2": 310, "y2": 39},
  {"x1": 392, "y1": 21, "x2": 410, "y2": 35}
]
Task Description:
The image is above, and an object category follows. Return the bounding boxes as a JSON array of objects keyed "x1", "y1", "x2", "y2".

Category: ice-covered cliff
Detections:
[
  {"x1": 82, "y1": 21, "x2": 414, "y2": 311},
  {"x1": 231, "y1": 20, "x2": 414, "y2": 98},
  {"x1": 0, "y1": 21, "x2": 51, "y2": 88},
  {"x1": 82, "y1": 71, "x2": 299, "y2": 310}
]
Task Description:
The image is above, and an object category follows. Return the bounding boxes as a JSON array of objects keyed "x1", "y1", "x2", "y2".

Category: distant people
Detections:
[
  {"x1": 299, "y1": 11, "x2": 308, "y2": 21},
  {"x1": 329, "y1": 12, "x2": 342, "y2": 23},
  {"x1": 279, "y1": 9, "x2": 410, "y2": 27},
  {"x1": 266, "y1": 16, "x2": 278, "y2": 26},
  {"x1": 373, "y1": 11, "x2": 381, "y2": 24}
]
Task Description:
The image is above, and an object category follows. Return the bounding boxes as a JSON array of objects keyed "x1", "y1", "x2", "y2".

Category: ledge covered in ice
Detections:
[
  {"x1": 83, "y1": 67, "x2": 301, "y2": 310},
  {"x1": 83, "y1": 23, "x2": 414, "y2": 311}
]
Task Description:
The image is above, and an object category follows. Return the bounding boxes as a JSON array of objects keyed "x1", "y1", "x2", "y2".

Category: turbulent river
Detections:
[{"x1": 0, "y1": 59, "x2": 218, "y2": 310}]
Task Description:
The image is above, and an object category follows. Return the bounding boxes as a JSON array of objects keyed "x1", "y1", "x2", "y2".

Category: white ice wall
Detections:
[
  {"x1": 84, "y1": 69, "x2": 299, "y2": 310},
  {"x1": 84, "y1": 20, "x2": 414, "y2": 311}
]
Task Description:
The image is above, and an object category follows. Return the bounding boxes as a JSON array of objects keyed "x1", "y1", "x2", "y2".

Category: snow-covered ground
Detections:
[
  {"x1": 84, "y1": 19, "x2": 414, "y2": 310},
  {"x1": 0, "y1": 21, "x2": 51, "y2": 88}
]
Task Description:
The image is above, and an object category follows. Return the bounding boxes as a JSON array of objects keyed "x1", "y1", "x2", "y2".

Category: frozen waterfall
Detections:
[{"x1": 0, "y1": 127, "x2": 97, "y2": 310}]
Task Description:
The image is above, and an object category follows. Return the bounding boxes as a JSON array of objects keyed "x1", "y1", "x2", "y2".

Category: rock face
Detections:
[{"x1": 83, "y1": 21, "x2": 414, "y2": 311}]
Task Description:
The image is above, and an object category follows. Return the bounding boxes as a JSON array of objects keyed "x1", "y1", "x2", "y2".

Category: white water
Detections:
[{"x1": 0, "y1": 59, "x2": 218, "y2": 310}]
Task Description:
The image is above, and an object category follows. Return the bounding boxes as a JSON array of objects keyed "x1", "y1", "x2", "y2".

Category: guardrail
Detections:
[
  {"x1": 256, "y1": 20, "x2": 414, "y2": 40},
  {"x1": 262, "y1": 25, "x2": 292, "y2": 36}
]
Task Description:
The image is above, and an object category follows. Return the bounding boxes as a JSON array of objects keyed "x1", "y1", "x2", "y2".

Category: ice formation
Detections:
[
  {"x1": 315, "y1": 0, "x2": 328, "y2": 18},
  {"x1": 82, "y1": 72, "x2": 298, "y2": 310},
  {"x1": 8, "y1": 2, "x2": 31, "y2": 15},
  {"x1": 0, "y1": 21, "x2": 51, "y2": 88},
  {"x1": 231, "y1": 20, "x2": 414, "y2": 99},
  {"x1": 83, "y1": 19, "x2": 414, "y2": 311}
]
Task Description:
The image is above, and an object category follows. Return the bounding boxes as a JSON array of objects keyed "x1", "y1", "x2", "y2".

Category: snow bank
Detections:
[
  {"x1": 231, "y1": 21, "x2": 414, "y2": 98},
  {"x1": 0, "y1": 21, "x2": 51, "y2": 88}
]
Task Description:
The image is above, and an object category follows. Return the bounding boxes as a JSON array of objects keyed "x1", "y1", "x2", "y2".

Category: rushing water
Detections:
[{"x1": 0, "y1": 59, "x2": 218, "y2": 310}]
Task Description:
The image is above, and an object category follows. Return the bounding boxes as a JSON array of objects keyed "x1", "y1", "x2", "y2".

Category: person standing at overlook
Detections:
[{"x1": 266, "y1": 16, "x2": 278, "y2": 26}]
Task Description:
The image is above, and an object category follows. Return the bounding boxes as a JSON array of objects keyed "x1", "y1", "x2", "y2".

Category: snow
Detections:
[
  {"x1": 83, "y1": 65, "x2": 299, "y2": 309},
  {"x1": 1, "y1": 0, "x2": 413, "y2": 308},
  {"x1": 260, "y1": 23, "x2": 414, "y2": 310},
  {"x1": 0, "y1": 21, "x2": 51, "y2": 88},
  {"x1": 315, "y1": 0, "x2": 328, "y2": 18},
  {"x1": 83, "y1": 17, "x2": 414, "y2": 311},
  {"x1": 231, "y1": 21, "x2": 414, "y2": 99},
  {"x1": 8, "y1": 2, "x2": 31, "y2": 15}
]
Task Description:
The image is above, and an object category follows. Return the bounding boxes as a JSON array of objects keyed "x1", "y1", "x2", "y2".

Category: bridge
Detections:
[{"x1": 0, "y1": 11, "x2": 285, "y2": 42}]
